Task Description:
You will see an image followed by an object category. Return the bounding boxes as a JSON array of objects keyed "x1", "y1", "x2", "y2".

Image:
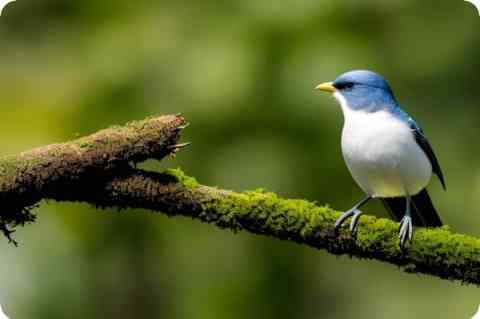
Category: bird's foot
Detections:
[
  {"x1": 334, "y1": 209, "x2": 364, "y2": 236},
  {"x1": 398, "y1": 215, "x2": 414, "y2": 248}
]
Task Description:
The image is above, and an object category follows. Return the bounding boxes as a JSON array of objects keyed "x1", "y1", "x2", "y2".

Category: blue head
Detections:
[{"x1": 316, "y1": 70, "x2": 398, "y2": 112}]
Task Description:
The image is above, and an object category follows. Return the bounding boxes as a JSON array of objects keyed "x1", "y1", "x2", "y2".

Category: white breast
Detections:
[{"x1": 335, "y1": 93, "x2": 432, "y2": 198}]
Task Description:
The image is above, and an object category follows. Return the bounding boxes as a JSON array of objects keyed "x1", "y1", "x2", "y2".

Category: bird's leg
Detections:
[
  {"x1": 334, "y1": 195, "x2": 372, "y2": 235},
  {"x1": 398, "y1": 196, "x2": 414, "y2": 248}
]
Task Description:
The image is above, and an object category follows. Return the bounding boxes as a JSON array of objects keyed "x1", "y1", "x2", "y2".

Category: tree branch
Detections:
[
  {"x1": 0, "y1": 114, "x2": 186, "y2": 241},
  {"x1": 1, "y1": 114, "x2": 479, "y2": 285},
  {"x1": 46, "y1": 168, "x2": 479, "y2": 285}
]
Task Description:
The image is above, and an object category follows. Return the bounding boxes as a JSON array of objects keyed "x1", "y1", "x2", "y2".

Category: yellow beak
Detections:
[{"x1": 315, "y1": 82, "x2": 336, "y2": 93}]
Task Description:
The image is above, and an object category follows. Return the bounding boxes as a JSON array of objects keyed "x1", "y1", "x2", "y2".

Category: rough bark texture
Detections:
[{"x1": 1, "y1": 114, "x2": 480, "y2": 285}]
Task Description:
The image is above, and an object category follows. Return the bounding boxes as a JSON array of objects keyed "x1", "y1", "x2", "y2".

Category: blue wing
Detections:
[{"x1": 407, "y1": 118, "x2": 446, "y2": 190}]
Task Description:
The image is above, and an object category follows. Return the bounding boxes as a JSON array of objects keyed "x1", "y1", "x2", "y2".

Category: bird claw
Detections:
[
  {"x1": 335, "y1": 209, "x2": 363, "y2": 236},
  {"x1": 349, "y1": 210, "x2": 364, "y2": 236},
  {"x1": 398, "y1": 215, "x2": 413, "y2": 248}
]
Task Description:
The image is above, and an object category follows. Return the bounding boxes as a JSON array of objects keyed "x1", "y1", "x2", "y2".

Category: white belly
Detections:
[{"x1": 340, "y1": 109, "x2": 432, "y2": 198}]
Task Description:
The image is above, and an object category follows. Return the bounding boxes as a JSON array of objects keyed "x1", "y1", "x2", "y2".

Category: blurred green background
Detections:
[{"x1": 0, "y1": 0, "x2": 478, "y2": 318}]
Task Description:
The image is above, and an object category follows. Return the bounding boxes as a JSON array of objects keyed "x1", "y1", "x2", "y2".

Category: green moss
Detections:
[
  {"x1": 181, "y1": 167, "x2": 480, "y2": 284},
  {"x1": 0, "y1": 160, "x2": 21, "y2": 191},
  {"x1": 0, "y1": 155, "x2": 48, "y2": 178},
  {"x1": 199, "y1": 186, "x2": 338, "y2": 239},
  {"x1": 124, "y1": 115, "x2": 158, "y2": 130},
  {"x1": 78, "y1": 141, "x2": 96, "y2": 149},
  {"x1": 164, "y1": 167, "x2": 200, "y2": 189}
]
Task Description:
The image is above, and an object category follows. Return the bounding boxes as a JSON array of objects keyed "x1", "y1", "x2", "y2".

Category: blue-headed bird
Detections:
[{"x1": 316, "y1": 70, "x2": 446, "y2": 247}]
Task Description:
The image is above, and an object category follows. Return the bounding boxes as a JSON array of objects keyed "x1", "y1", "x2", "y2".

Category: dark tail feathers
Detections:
[{"x1": 381, "y1": 189, "x2": 443, "y2": 227}]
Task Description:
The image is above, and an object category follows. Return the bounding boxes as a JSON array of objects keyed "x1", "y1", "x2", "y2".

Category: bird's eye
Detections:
[{"x1": 335, "y1": 82, "x2": 354, "y2": 90}]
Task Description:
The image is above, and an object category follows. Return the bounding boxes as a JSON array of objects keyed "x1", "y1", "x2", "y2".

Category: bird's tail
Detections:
[{"x1": 381, "y1": 189, "x2": 443, "y2": 227}]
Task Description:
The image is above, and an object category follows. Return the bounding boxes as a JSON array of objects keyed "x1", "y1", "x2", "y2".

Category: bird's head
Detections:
[{"x1": 316, "y1": 70, "x2": 398, "y2": 113}]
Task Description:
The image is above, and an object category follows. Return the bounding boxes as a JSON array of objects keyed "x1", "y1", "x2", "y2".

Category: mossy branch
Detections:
[
  {"x1": 0, "y1": 114, "x2": 186, "y2": 242},
  {"x1": 45, "y1": 167, "x2": 479, "y2": 285},
  {"x1": 1, "y1": 114, "x2": 479, "y2": 285}
]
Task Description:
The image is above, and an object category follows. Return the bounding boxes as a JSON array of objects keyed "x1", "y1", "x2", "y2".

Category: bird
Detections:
[
  {"x1": 0, "y1": 0, "x2": 15, "y2": 16},
  {"x1": 465, "y1": 0, "x2": 480, "y2": 15},
  {"x1": 315, "y1": 70, "x2": 445, "y2": 247}
]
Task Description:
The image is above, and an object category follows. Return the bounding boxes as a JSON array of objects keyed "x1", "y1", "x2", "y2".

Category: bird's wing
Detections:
[{"x1": 407, "y1": 118, "x2": 446, "y2": 190}]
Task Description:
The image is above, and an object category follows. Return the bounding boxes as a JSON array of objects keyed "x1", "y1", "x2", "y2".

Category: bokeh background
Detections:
[{"x1": 0, "y1": 0, "x2": 478, "y2": 318}]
